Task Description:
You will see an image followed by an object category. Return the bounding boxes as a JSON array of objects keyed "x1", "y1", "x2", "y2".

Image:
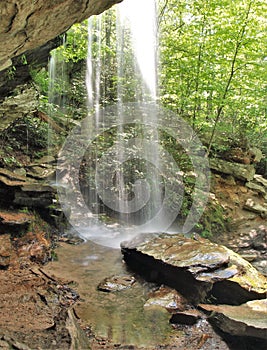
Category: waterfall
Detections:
[
  {"x1": 48, "y1": 35, "x2": 67, "y2": 154},
  {"x1": 47, "y1": 51, "x2": 56, "y2": 155},
  {"x1": 85, "y1": 15, "x2": 103, "y2": 214},
  {"x1": 66, "y1": 0, "x2": 166, "y2": 245},
  {"x1": 117, "y1": 0, "x2": 158, "y2": 101},
  {"x1": 114, "y1": 0, "x2": 163, "y2": 230},
  {"x1": 86, "y1": 16, "x2": 102, "y2": 116},
  {"x1": 56, "y1": 0, "x2": 211, "y2": 248}
]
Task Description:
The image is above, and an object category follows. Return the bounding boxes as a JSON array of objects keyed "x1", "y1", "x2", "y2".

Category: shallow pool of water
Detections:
[{"x1": 44, "y1": 240, "x2": 174, "y2": 347}]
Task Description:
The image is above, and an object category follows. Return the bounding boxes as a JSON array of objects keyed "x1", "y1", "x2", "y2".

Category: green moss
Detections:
[
  {"x1": 197, "y1": 199, "x2": 228, "y2": 238},
  {"x1": 50, "y1": 250, "x2": 58, "y2": 261}
]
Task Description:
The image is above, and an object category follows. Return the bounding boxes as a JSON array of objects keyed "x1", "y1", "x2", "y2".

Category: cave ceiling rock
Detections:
[{"x1": 0, "y1": 0, "x2": 123, "y2": 72}]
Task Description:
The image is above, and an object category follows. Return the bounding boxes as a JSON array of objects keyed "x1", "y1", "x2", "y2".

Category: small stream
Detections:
[{"x1": 44, "y1": 240, "x2": 175, "y2": 347}]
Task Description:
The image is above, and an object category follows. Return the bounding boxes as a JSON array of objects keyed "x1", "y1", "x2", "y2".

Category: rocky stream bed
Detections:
[
  {"x1": 0, "y1": 155, "x2": 266, "y2": 349},
  {"x1": 0, "y1": 219, "x2": 266, "y2": 349}
]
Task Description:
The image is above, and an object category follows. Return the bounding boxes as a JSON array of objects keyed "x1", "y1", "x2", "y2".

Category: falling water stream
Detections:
[
  {"x1": 48, "y1": 36, "x2": 67, "y2": 154},
  {"x1": 47, "y1": 51, "x2": 56, "y2": 155},
  {"x1": 67, "y1": 0, "x2": 170, "y2": 246},
  {"x1": 52, "y1": 0, "x2": 178, "y2": 345},
  {"x1": 53, "y1": 0, "x2": 210, "y2": 346}
]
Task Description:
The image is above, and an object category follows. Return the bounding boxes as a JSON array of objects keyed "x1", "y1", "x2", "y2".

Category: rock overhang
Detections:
[{"x1": 0, "y1": 0, "x2": 123, "y2": 72}]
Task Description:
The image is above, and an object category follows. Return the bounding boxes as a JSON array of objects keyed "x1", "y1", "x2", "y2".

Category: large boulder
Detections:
[
  {"x1": 121, "y1": 233, "x2": 267, "y2": 305},
  {"x1": 199, "y1": 299, "x2": 267, "y2": 340}
]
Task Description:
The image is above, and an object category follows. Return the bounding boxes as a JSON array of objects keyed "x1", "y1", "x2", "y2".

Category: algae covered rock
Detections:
[{"x1": 209, "y1": 158, "x2": 255, "y2": 181}]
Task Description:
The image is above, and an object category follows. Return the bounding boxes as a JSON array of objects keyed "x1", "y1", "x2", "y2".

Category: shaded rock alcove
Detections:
[{"x1": 0, "y1": 0, "x2": 123, "y2": 72}]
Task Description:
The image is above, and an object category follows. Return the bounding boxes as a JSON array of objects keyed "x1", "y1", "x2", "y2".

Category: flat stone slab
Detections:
[
  {"x1": 0, "y1": 168, "x2": 30, "y2": 186},
  {"x1": 97, "y1": 275, "x2": 136, "y2": 292},
  {"x1": 243, "y1": 198, "x2": 267, "y2": 217},
  {"x1": 199, "y1": 299, "x2": 267, "y2": 340},
  {"x1": 35, "y1": 155, "x2": 56, "y2": 165},
  {"x1": 121, "y1": 234, "x2": 267, "y2": 304},
  {"x1": 26, "y1": 165, "x2": 56, "y2": 180},
  {"x1": 21, "y1": 183, "x2": 56, "y2": 193},
  {"x1": 246, "y1": 181, "x2": 266, "y2": 196},
  {"x1": 0, "y1": 211, "x2": 33, "y2": 225},
  {"x1": 144, "y1": 285, "x2": 188, "y2": 313},
  {"x1": 254, "y1": 174, "x2": 267, "y2": 188},
  {"x1": 0, "y1": 211, "x2": 33, "y2": 235},
  {"x1": 209, "y1": 158, "x2": 255, "y2": 181}
]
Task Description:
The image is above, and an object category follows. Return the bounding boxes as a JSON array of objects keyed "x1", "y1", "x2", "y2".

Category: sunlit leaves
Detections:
[{"x1": 158, "y1": 0, "x2": 267, "y2": 148}]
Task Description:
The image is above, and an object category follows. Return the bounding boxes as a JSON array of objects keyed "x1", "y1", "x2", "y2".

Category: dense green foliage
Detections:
[
  {"x1": 32, "y1": 0, "x2": 266, "y2": 153},
  {"x1": 158, "y1": 0, "x2": 267, "y2": 152},
  {"x1": 0, "y1": 116, "x2": 49, "y2": 167}
]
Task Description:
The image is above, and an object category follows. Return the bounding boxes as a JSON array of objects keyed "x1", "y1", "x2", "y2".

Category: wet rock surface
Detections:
[
  {"x1": 97, "y1": 275, "x2": 136, "y2": 292},
  {"x1": 1, "y1": 234, "x2": 265, "y2": 350},
  {"x1": 121, "y1": 232, "x2": 267, "y2": 348},
  {"x1": 45, "y1": 241, "x2": 232, "y2": 350},
  {"x1": 144, "y1": 285, "x2": 188, "y2": 313},
  {"x1": 121, "y1": 233, "x2": 267, "y2": 305},
  {"x1": 59, "y1": 233, "x2": 85, "y2": 245},
  {"x1": 199, "y1": 299, "x2": 267, "y2": 340},
  {"x1": 0, "y1": 168, "x2": 265, "y2": 348}
]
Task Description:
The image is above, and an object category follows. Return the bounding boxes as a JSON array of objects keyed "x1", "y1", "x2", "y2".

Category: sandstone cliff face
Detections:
[{"x1": 0, "y1": 0, "x2": 122, "y2": 71}]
